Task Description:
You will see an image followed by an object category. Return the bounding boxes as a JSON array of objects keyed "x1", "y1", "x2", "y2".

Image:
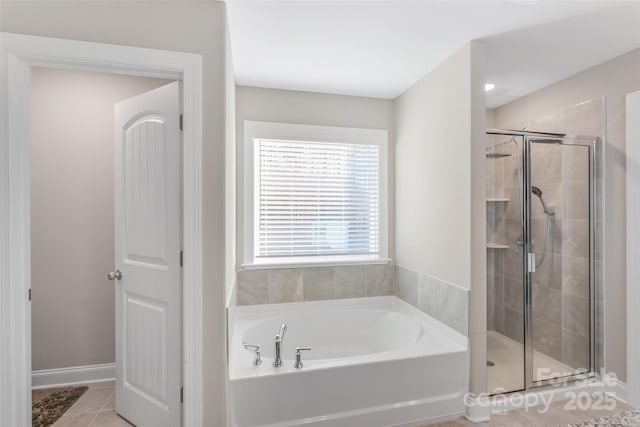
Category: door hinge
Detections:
[
  {"x1": 180, "y1": 386, "x2": 184, "y2": 403},
  {"x1": 28, "y1": 289, "x2": 31, "y2": 301},
  {"x1": 179, "y1": 114, "x2": 183, "y2": 131},
  {"x1": 180, "y1": 250, "x2": 183, "y2": 267}
]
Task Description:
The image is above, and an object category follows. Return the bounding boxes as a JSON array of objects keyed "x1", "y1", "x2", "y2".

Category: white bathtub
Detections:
[{"x1": 229, "y1": 296, "x2": 469, "y2": 427}]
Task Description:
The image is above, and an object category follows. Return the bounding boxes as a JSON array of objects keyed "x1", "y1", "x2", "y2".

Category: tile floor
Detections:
[
  {"x1": 431, "y1": 394, "x2": 635, "y2": 427},
  {"x1": 49, "y1": 381, "x2": 133, "y2": 427},
  {"x1": 46, "y1": 381, "x2": 635, "y2": 427}
]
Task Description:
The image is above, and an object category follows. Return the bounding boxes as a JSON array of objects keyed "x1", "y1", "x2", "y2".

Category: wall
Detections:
[
  {"x1": 1, "y1": 2, "x2": 231, "y2": 423},
  {"x1": 394, "y1": 42, "x2": 485, "y2": 291},
  {"x1": 30, "y1": 68, "x2": 169, "y2": 371},
  {"x1": 393, "y1": 41, "x2": 486, "y2": 394},
  {"x1": 225, "y1": 9, "x2": 236, "y2": 303},
  {"x1": 234, "y1": 86, "x2": 395, "y2": 304},
  {"x1": 493, "y1": 48, "x2": 640, "y2": 382}
]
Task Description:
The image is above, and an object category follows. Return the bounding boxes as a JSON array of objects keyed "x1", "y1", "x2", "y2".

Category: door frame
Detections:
[
  {"x1": 523, "y1": 134, "x2": 598, "y2": 390},
  {"x1": 0, "y1": 32, "x2": 204, "y2": 426},
  {"x1": 626, "y1": 89, "x2": 640, "y2": 408},
  {"x1": 486, "y1": 128, "x2": 603, "y2": 393}
]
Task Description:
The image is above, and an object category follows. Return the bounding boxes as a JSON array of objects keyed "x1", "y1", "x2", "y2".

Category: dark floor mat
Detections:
[{"x1": 32, "y1": 386, "x2": 89, "y2": 427}]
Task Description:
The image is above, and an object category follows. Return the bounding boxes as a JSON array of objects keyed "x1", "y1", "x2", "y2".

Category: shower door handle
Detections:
[{"x1": 528, "y1": 253, "x2": 536, "y2": 273}]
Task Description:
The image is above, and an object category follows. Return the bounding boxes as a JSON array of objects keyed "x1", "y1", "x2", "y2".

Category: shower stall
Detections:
[{"x1": 485, "y1": 128, "x2": 602, "y2": 394}]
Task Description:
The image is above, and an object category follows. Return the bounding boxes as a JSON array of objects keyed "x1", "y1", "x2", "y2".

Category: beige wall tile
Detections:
[
  {"x1": 504, "y1": 308, "x2": 524, "y2": 343},
  {"x1": 562, "y1": 256, "x2": 590, "y2": 299},
  {"x1": 267, "y1": 269, "x2": 303, "y2": 303},
  {"x1": 532, "y1": 317, "x2": 563, "y2": 361},
  {"x1": 504, "y1": 278, "x2": 523, "y2": 313},
  {"x1": 365, "y1": 264, "x2": 393, "y2": 296},
  {"x1": 334, "y1": 265, "x2": 366, "y2": 299},
  {"x1": 417, "y1": 274, "x2": 444, "y2": 319},
  {"x1": 563, "y1": 180, "x2": 589, "y2": 220},
  {"x1": 237, "y1": 270, "x2": 268, "y2": 305},
  {"x1": 563, "y1": 293, "x2": 590, "y2": 336},
  {"x1": 396, "y1": 266, "x2": 418, "y2": 306},
  {"x1": 532, "y1": 285, "x2": 562, "y2": 326},
  {"x1": 561, "y1": 219, "x2": 590, "y2": 258},
  {"x1": 302, "y1": 267, "x2": 335, "y2": 301}
]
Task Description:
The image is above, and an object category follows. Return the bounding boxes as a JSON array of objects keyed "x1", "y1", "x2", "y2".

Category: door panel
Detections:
[
  {"x1": 114, "y1": 81, "x2": 182, "y2": 427},
  {"x1": 526, "y1": 138, "x2": 593, "y2": 387},
  {"x1": 123, "y1": 116, "x2": 169, "y2": 267},
  {"x1": 125, "y1": 295, "x2": 168, "y2": 405},
  {"x1": 485, "y1": 134, "x2": 527, "y2": 395}
]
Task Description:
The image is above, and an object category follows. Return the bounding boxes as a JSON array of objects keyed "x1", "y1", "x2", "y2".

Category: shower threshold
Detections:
[{"x1": 487, "y1": 330, "x2": 576, "y2": 394}]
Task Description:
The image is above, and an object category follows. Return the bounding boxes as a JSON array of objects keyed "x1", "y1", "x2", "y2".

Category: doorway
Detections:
[
  {"x1": 0, "y1": 33, "x2": 204, "y2": 427},
  {"x1": 29, "y1": 68, "x2": 181, "y2": 426},
  {"x1": 485, "y1": 129, "x2": 600, "y2": 394}
]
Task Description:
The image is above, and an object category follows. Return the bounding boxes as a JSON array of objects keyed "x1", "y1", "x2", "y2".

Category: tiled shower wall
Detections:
[
  {"x1": 236, "y1": 264, "x2": 393, "y2": 305},
  {"x1": 486, "y1": 99, "x2": 600, "y2": 371},
  {"x1": 395, "y1": 265, "x2": 469, "y2": 336}
]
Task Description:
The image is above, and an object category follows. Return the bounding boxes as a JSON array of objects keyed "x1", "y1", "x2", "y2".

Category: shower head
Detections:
[
  {"x1": 531, "y1": 186, "x2": 543, "y2": 198},
  {"x1": 531, "y1": 185, "x2": 555, "y2": 215}
]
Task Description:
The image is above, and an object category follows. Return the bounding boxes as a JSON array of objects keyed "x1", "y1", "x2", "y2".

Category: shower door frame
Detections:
[{"x1": 487, "y1": 129, "x2": 600, "y2": 392}]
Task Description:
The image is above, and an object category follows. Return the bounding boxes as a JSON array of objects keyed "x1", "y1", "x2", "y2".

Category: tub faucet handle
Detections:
[
  {"x1": 242, "y1": 342, "x2": 262, "y2": 366},
  {"x1": 294, "y1": 347, "x2": 311, "y2": 369}
]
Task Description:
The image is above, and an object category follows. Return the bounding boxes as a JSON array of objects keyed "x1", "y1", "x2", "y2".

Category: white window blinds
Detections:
[{"x1": 255, "y1": 138, "x2": 380, "y2": 259}]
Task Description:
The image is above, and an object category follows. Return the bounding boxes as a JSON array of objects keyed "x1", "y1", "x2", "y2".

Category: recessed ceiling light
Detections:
[{"x1": 485, "y1": 83, "x2": 496, "y2": 92}]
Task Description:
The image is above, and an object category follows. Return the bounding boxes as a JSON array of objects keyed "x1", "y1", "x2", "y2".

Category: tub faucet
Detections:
[{"x1": 273, "y1": 323, "x2": 287, "y2": 367}]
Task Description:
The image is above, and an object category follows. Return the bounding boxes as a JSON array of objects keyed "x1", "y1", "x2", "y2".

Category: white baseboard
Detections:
[
  {"x1": 602, "y1": 375, "x2": 628, "y2": 404},
  {"x1": 32, "y1": 363, "x2": 115, "y2": 389},
  {"x1": 465, "y1": 395, "x2": 491, "y2": 423}
]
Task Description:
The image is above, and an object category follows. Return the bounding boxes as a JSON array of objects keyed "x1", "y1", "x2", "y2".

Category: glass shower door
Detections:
[
  {"x1": 525, "y1": 136, "x2": 594, "y2": 387},
  {"x1": 486, "y1": 133, "x2": 526, "y2": 395}
]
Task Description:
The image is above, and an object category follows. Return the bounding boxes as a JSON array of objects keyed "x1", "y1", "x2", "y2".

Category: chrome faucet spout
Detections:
[
  {"x1": 277, "y1": 324, "x2": 287, "y2": 341},
  {"x1": 273, "y1": 323, "x2": 287, "y2": 367}
]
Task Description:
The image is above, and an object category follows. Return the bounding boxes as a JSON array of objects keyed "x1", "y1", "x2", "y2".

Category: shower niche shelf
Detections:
[
  {"x1": 486, "y1": 198, "x2": 510, "y2": 202},
  {"x1": 486, "y1": 243, "x2": 509, "y2": 249}
]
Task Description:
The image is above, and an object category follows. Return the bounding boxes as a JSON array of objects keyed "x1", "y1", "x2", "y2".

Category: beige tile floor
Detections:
[
  {"x1": 49, "y1": 381, "x2": 134, "y2": 427},
  {"x1": 47, "y1": 382, "x2": 636, "y2": 427},
  {"x1": 431, "y1": 394, "x2": 635, "y2": 427},
  {"x1": 487, "y1": 331, "x2": 576, "y2": 393}
]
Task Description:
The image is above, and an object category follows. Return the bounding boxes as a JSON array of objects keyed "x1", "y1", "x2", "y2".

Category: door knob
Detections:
[{"x1": 107, "y1": 270, "x2": 122, "y2": 281}]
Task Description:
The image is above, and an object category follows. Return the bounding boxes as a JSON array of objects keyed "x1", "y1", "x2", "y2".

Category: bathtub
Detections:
[{"x1": 229, "y1": 296, "x2": 469, "y2": 427}]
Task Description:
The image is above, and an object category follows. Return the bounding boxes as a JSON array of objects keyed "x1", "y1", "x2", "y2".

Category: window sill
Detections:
[{"x1": 240, "y1": 258, "x2": 392, "y2": 270}]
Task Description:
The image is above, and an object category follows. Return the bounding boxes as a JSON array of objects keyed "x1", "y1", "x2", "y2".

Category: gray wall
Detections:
[
  {"x1": 225, "y1": 14, "x2": 237, "y2": 302},
  {"x1": 493, "y1": 48, "x2": 640, "y2": 382},
  {"x1": 394, "y1": 41, "x2": 486, "y2": 291},
  {"x1": 234, "y1": 85, "x2": 395, "y2": 304},
  {"x1": 1, "y1": 2, "x2": 231, "y2": 424},
  {"x1": 30, "y1": 68, "x2": 170, "y2": 371},
  {"x1": 235, "y1": 85, "x2": 395, "y2": 262},
  {"x1": 394, "y1": 41, "x2": 487, "y2": 393}
]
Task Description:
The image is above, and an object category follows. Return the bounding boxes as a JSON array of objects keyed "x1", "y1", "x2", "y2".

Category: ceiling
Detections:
[{"x1": 226, "y1": 1, "x2": 640, "y2": 108}]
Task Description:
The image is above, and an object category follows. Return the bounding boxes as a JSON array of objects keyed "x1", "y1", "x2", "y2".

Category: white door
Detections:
[{"x1": 113, "y1": 82, "x2": 182, "y2": 427}]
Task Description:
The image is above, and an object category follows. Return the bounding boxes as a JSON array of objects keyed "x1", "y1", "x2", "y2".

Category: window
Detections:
[{"x1": 244, "y1": 121, "x2": 388, "y2": 267}]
